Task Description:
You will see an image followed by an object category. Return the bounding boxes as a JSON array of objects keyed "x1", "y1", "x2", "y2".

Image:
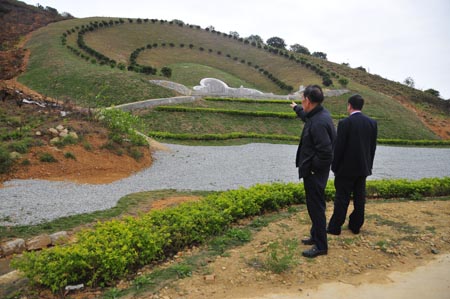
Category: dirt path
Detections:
[{"x1": 153, "y1": 200, "x2": 450, "y2": 299}]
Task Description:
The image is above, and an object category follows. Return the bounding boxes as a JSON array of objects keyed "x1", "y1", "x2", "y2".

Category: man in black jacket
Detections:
[
  {"x1": 327, "y1": 94, "x2": 377, "y2": 235},
  {"x1": 290, "y1": 85, "x2": 336, "y2": 258}
]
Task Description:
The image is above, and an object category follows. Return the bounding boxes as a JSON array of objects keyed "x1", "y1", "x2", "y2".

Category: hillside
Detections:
[
  {"x1": 0, "y1": 1, "x2": 153, "y2": 185},
  {"x1": 1, "y1": 1, "x2": 449, "y2": 156},
  {"x1": 14, "y1": 15, "x2": 449, "y2": 140}
]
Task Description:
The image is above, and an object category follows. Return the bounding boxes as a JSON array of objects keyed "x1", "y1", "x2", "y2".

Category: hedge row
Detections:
[
  {"x1": 377, "y1": 139, "x2": 450, "y2": 146},
  {"x1": 148, "y1": 131, "x2": 298, "y2": 141},
  {"x1": 148, "y1": 131, "x2": 450, "y2": 147},
  {"x1": 12, "y1": 178, "x2": 450, "y2": 293},
  {"x1": 12, "y1": 182, "x2": 305, "y2": 292},
  {"x1": 154, "y1": 105, "x2": 346, "y2": 119},
  {"x1": 205, "y1": 97, "x2": 292, "y2": 104}
]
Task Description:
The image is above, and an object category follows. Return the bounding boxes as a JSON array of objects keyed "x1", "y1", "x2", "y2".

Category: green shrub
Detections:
[
  {"x1": 99, "y1": 109, "x2": 147, "y2": 146},
  {"x1": 8, "y1": 138, "x2": 33, "y2": 154},
  {"x1": 64, "y1": 152, "x2": 76, "y2": 160},
  {"x1": 53, "y1": 135, "x2": 78, "y2": 148},
  {"x1": 39, "y1": 152, "x2": 57, "y2": 163},
  {"x1": 0, "y1": 146, "x2": 13, "y2": 174}
]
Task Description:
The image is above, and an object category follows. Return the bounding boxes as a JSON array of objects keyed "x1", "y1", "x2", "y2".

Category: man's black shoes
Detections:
[
  {"x1": 302, "y1": 245, "x2": 327, "y2": 258},
  {"x1": 301, "y1": 237, "x2": 315, "y2": 245}
]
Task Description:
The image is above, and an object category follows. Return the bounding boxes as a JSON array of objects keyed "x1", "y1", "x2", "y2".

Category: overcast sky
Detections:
[{"x1": 22, "y1": 0, "x2": 450, "y2": 99}]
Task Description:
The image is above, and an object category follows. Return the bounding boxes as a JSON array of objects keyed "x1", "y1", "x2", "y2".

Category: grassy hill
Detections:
[{"x1": 17, "y1": 16, "x2": 449, "y2": 141}]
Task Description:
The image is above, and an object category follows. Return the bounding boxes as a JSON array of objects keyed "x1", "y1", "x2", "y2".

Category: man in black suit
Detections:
[{"x1": 327, "y1": 94, "x2": 377, "y2": 235}]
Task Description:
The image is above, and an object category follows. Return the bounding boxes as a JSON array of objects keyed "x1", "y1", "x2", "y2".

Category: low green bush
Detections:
[
  {"x1": 12, "y1": 178, "x2": 450, "y2": 292},
  {"x1": 98, "y1": 108, "x2": 147, "y2": 146},
  {"x1": 155, "y1": 106, "x2": 348, "y2": 120},
  {"x1": 148, "y1": 131, "x2": 298, "y2": 142},
  {"x1": 0, "y1": 146, "x2": 13, "y2": 174},
  {"x1": 39, "y1": 152, "x2": 57, "y2": 163}
]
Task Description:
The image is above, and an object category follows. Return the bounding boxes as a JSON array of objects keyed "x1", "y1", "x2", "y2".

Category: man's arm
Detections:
[{"x1": 290, "y1": 101, "x2": 307, "y2": 122}]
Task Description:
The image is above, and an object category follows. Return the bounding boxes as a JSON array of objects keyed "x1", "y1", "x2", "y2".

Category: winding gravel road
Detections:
[{"x1": 1, "y1": 143, "x2": 449, "y2": 226}]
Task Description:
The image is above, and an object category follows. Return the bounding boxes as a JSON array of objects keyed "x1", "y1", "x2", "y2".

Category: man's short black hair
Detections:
[
  {"x1": 348, "y1": 94, "x2": 364, "y2": 110},
  {"x1": 303, "y1": 85, "x2": 324, "y2": 103}
]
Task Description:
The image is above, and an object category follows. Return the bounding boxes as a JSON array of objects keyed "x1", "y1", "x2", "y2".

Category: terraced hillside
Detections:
[{"x1": 17, "y1": 17, "x2": 448, "y2": 140}]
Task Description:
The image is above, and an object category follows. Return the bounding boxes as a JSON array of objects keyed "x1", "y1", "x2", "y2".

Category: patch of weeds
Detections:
[
  {"x1": 265, "y1": 238, "x2": 300, "y2": 273},
  {"x1": 39, "y1": 152, "x2": 57, "y2": 163},
  {"x1": 287, "y1": 206, "x2": 301, "y2": 214},
  {"x1": 53, "y1": 135, "x2": 78, "y2": 148},
  {"x1": 0, "y1": 146, "x2": 14, "y2": 174},
  {"x1": 103, "y1": 287, "x2": 122, "y2": 299},
  {"x1": 375, "y1": 240, "x2": 390, "y2": 252},
  {"x1": 83, "y1": 141, "x2": 93, "y2": 151},
  {"x1": 277, "y1": 222, "x2": 292, "y2": 231},
  {"x1": 64, "y1": 152, "x2": 76, "y2": 160},
  {"x1": 128, "y1": 147, "x2": 143, "y2": 161},
  {"x1": 210, "y1": 228, "x2": 252, "y2": 254},
  {"x1": 20, "y1": 159, "x2": 31, "y2": 166},
  {"x1": 249, "y1": 218, "x2": 270, "y2": 230},
  {"x1": 341, "y1": 237, "x2": 359, "y2": 246},
  {"x1": 425, "y1": 226, "x2": 436, "y2": 233},
  {"x1": 172, "y1": 263, "x2": 193, "y2": 278},
  {"x1": 132, "y1": 275, "x2": 154, "y2": 291},
  {"x1": 8, "y1": 137, "x2": 33, "y2": 154},
  {"x1": 367, "y1": 214, "x2": 419, "y2": 234}
]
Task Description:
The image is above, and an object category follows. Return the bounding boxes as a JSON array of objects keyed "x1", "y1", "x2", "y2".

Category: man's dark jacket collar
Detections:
[{"x1": 306, "y1": 105, "x2": 324, "y2": 119}]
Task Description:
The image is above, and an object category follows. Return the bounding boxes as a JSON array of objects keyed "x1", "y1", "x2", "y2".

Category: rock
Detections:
[
  {"x1": 59, "y1": 131, "x2": 68, "y2": 138},
  {"x1": 204, "y1": 274, "x2": 216, "y2": 283},
  {"x1": 48, "y1": 127, "x2": 59, "y2": 136},
  {"x1": 26, "y1": 234, "x2": 51, "y2": 251},
  {"x1": 35, "y1": 131, "x2": 42, "y2": 136},
  {"x1": 56, "y1": 125, "x2": 64, "y2": 131},
  {"x1": 50, "y1": 231, "x2": 69, "y2": 245},
  {"x1": 1, "y1": 239, "x2": 26, "y2": 256},
  {"x1": 431, "y1": 248, "x2": 440, "y2": 254}
]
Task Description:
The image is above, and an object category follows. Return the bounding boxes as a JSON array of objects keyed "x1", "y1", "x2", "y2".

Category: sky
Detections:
[{"x1": 22, "y1": 0, "x2": 450, "y2": 99}]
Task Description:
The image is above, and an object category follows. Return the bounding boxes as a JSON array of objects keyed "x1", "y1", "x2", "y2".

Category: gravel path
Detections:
[{"x1": 1, "y1": 144, "x2": 449, "y2": 226}]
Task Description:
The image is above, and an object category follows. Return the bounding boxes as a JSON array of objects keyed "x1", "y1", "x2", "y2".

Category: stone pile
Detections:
[
  {"x1": 0, "y1": 231, "x2": 69, "y2": 257},
  {"x1": 44, "y1": 124, "x2": 79, "y2": 145}
]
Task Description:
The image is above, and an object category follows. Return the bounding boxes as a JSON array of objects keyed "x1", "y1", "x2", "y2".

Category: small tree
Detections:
[
  {"x1": 290, "y1": 44, "x2": 310, "y2": 55},
  {"x1": 246, "y1": 34, "x2": 264, "y2": 45},
  {"x1": 424, "y1": 88, "x2": 440, "y2": 97},
  {"x1": 338, "y1": 78, "x2": 349, "y2": 87},
  {"x1": 312, "y1": 51, "x2": 327, "y2": 60},
  {"x1": 403, "y1": 77, "x2": 415, "y2": 88},
  {"x1": 229, "y1": 31, "x2": 240, "y2": 39},
  {"x1": 161, "y1": 66, "x2": 172, "y2": 78},
  {"x1": 266, "y1": 37, "x2": 286, "y2": 49},
  {"x1": 322, "y1": 76, "x2": 333, "y2": 87}
]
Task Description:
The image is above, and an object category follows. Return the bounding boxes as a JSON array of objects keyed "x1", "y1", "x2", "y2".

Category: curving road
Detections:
[{"x1": 1, "y1": 144, "x2": 449, "y2": 226}]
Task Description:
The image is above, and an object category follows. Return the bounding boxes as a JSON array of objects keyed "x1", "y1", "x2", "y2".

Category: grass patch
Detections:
[
  {"x1": 38, "y1": 152, "x2": 57, "y2": 163},
  {"x1": 366, "y1": 214, "x2": 419, "y2": 234}
]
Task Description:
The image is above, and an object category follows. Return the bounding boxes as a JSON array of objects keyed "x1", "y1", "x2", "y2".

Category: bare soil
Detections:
[{"x1": 151, "y1": 199, "x2": 450, "y2": 299}]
